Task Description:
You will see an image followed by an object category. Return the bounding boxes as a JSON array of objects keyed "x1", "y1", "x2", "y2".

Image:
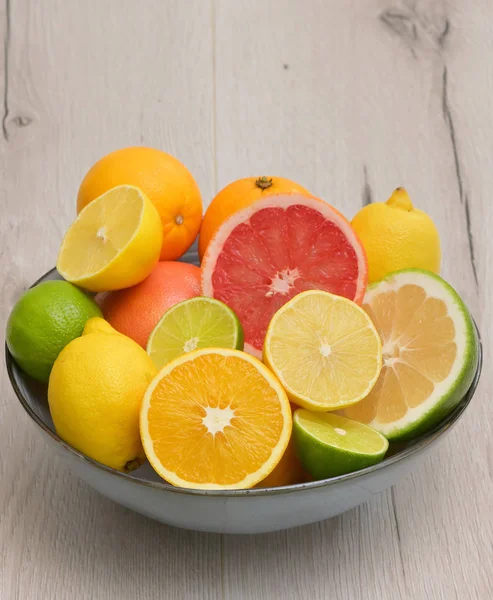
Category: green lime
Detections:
[
  {"x1": 6, "y1": 280, "x2": 102, "y2": 382},
  {"x1": 146, "y1": 297, "x2": 244, "y2": 369},
  {"x1": 293, "y1": 409, "x2": 389, "y2": 480}
]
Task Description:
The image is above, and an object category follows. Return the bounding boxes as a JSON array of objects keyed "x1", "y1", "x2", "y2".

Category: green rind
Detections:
[
  {"x1": 147, "y1": 296, "x2": 244, "y2": 367},
  {"x1": 366, "y1": 268, "x2": 479, "y2": 441},
  {"x1": 6, "y1": 281, "x2": 102, "y2": 382},
  {"x1": 292, "y1": 410, "x2": 389, "y2": 480}
]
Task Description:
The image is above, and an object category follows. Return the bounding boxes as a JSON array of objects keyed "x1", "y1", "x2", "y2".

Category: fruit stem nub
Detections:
[
  {"x1": 255, "y1": 176, "x2": 273, "y2": 190},
  {"x1": 124, "y1": 458, "x2": 144, "y2": 472},
  {"x1": 386, "y1": 187, "x2": 413, "y2": 211}
]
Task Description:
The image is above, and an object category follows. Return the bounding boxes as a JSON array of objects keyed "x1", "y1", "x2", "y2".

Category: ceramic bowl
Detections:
[{"x1": 5, "y1": 263, "x2": 482, "y2": 534}]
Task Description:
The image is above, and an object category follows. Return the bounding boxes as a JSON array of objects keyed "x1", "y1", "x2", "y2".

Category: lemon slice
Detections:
[
  {"x1": 57, "y1": 185, "x2": 162, "y2": 292},
  {"x1": 263, "y1": 290, "x2": 382, "y2": 411},
  {"x1": 343, "y1": 269, "x2": 479, "y2": 440}
]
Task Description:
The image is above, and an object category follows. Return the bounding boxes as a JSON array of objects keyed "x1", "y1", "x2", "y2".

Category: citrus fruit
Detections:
[
  {"x1": 147, "y1": 297, "x2": 244, "y2": 369},
  {"x1": 343, "y1": 269, "x2": 479, "y2": 440},
  {"x1": 77, "y1": 147, "x2": 202, "y2": 261},
  {"x1": 140, "y1": 348, "x2": 292, "y2": 489},
  {"x1": 256, "y1": 438, "x2": 308, "y2": 488},
  {"x1": 201, "y1": 193, "x2": 368, "y2": 356},
  {"x1": 351, "y1": 187, "x2": 441, "y2": 283},
  {"x1": 97, "y1": 261, "x2": 202, "y2": 348},
  {"x1": 6, "y1": 281, "x2": 102, "y2": 382},
  {"x1": 263, "y1": 290, "x2": 382, "y2": 411},
  {"x1": 198, "y1": 175, "x2": 309, "y2": 258},
  {"x1": 293, "y1": 409, "x2": 389, "y2": 480},
  {"x1": 57, "y1": 185, "x2": 162, "y2": 292},
  {"x1": 48, "y1": 318, "x2": 156, "y2": 471}
]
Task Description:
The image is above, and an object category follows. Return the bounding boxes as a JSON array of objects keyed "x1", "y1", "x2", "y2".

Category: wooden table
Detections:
[{"x1": 1, "y1": 1, "x2": 491, "y2": 598}]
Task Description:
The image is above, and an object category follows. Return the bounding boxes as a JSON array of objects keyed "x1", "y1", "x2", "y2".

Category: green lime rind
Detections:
[
  {"x1": 293, "y1": 409, "x2": 389, "y2": 480},
  {"x1": 364, "y1": 268, "x2": 479, "y2": 441},
  {"x1": 6, "y1": 280, "x2": 102, "y2": 382},
  {"x1": 147, "y1": 296, "x2": 244, "y2": 369}
]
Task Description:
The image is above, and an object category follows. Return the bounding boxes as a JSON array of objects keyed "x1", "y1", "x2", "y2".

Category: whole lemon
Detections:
[
  {"x1": 351, "y1": 188, "x2": 441, "y2": 283},
  {"x1": 48, "y1": 318, "x2": 156, "y2": 471}
]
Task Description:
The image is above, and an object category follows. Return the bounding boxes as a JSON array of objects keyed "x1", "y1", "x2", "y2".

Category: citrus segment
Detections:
[
  {"x1": 343, "y1": 269, "x2": 478, "y2": 440},
  {"x1": 57, "y1": 185, "x2": 162, "y2": 292},
  {"x1": 147, "y1": 297, "x2": 244, "y2": 369},
  {"x1": 202, "y1": 193, "x2": 368, "y2": 356},
  {"x1": 263, "y1": 290, "x2": 382, "y2": 411},
  {"x1": 293, "y1": 410, "x2": 389, "y2": 479},
  {"x1": 140, "y1": 348, "x2": 292, "y2": 489}
]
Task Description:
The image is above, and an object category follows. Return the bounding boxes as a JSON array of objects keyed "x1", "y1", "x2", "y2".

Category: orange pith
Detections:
[
  {"x1": 345, "y1": 284, "x2": 457, "y2": 424},
  {"x1": 141, "y1": 349, "x2": 292, "y2": 489}
]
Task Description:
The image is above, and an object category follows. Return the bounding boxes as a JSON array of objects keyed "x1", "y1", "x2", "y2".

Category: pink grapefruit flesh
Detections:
[{"x1": 201, "y1": 194, "x2": 368, "y2": 356}]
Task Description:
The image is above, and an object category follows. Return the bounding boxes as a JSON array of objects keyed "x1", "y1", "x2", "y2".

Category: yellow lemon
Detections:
[
  {"x1": 351, "y1": 188, "x2": 441, "y2": 283},
  {"x1": 57, "y1": 185, "x2": 163, "y2": 292},
  {"x1": 48, "y1": 318, "x2": 157, "y2": 471}
]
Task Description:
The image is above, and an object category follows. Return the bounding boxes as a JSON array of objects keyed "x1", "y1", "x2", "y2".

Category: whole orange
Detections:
[
  {"x1": 257, "y1": 438, "x2": 308, "y2": 488},
  {"x1": 97, "y1": 262, "x2": 202, "y2": 348},
  {"x1": 198, "y1": 176, "x2": 309, "y2": 258},
  {"x1": 77, "y1": 147, "x2": 203, "y2": 261},
  {"x1": 256, "y1": 404, "x2": 309, "y2": 488}
]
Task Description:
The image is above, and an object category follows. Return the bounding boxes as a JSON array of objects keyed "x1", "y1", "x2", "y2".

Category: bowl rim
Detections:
[{"x1": 5, "y1": 267, "x2": 483, "y2": 498}]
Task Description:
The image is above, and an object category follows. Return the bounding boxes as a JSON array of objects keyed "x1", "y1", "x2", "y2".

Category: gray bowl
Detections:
[{"x1": 5, "y1": 265, "x2": 482, "y2": 534}]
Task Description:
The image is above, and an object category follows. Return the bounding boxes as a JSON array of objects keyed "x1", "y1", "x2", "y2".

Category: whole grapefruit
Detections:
[
  {"x1": 77, "y1": 147, "x2": 203, "y2": 261},
  {"x1": 97, "y1": 262, "x2": 202, "y2": 348},
  {"x1": 198, "y1": 176, "x2": 309, "y2": 258}
]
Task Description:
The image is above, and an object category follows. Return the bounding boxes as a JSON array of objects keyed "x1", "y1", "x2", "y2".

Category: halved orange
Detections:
[{"x1": 140, "y1": 348, "x2": 292, "y2": 489}]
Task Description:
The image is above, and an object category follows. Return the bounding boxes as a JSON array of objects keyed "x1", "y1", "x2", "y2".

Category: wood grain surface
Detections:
[{"x1": 1, "y1": 1, "x2": 491, "y2": 598}]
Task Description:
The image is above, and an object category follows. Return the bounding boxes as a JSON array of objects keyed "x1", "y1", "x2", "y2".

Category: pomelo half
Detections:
[
  {"x1": 343, "y1": 269, "x2": 479, "y2": 440},
  {"x1": 201, "y1": 193, "x2": 368, "y2": 356}
]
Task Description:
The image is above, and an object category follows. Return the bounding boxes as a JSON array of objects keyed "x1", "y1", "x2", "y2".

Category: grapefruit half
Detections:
[{"x1": 201, "y1": 193, "x2": 368, "y2": 356}]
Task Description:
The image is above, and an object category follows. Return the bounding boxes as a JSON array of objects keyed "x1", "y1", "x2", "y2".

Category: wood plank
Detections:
[
  {"x1": 382, "y1": 2, "x2": 493, "y2": 598},
  {"x1": 0, "y1": 2, "x2": 221, "y2": 599},
  {"x1": 215, "y1": 0, "x2": 491, "y2": 598}
]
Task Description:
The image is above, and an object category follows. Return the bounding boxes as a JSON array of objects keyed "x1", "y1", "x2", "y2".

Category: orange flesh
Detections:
[
  {"x1": 345, "y1": 284, "x2": 457, "y2": 424},
  {"x1": 146, "y1": 353, "x2": 287, "y2": 486}
]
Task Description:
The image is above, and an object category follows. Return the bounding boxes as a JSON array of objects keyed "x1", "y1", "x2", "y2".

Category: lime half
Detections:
[
  {"x1": 293, "y1": 409, "x2": 389, "y2": 480},
  {"x1": 147, "y1": 297, "x2": 244, "y2": 369}
]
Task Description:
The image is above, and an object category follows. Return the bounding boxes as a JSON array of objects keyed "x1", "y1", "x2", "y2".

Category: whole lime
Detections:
[{"x1": 6, "y1": 280, "x2": 102, "y2": 382}]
